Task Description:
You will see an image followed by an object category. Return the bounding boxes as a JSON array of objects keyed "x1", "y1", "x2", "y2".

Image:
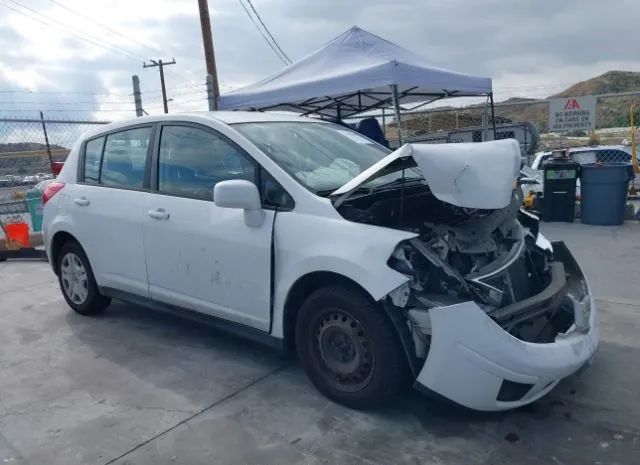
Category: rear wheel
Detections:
[
  {"x1": 57, "y1": 241, "x2": 110, "y2": 315},
  {"x1": 295, "y1": 285, "x2": 409, "y2": 408}
]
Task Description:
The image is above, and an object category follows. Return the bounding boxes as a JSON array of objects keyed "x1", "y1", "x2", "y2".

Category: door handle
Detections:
[
  {"x1": 73, "y1": 197, "x2": 90, "y2": 207},
  {"x1": 148, "y1": 208, "x2": 170, "y2": 220}
]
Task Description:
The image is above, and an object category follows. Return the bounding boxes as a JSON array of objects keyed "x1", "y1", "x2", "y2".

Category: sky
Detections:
[{"x1": 0, "y1": 0, "x2": 638, "y2": 120}]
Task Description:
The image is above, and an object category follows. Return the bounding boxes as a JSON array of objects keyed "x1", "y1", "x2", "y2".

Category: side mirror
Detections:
[{"x1": 213, "y1": 180, "x2": 264, "y2": 227}]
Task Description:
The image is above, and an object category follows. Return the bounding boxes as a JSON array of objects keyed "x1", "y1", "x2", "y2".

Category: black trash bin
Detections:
[
  {"x1": 580, "y1": 163, "x2": 635, "y2": 225},
  {"x1": 542, "y1": 159, "x2": 580, "y2": 222}
]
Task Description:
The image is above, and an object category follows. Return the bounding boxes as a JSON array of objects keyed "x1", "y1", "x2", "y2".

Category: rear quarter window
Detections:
[{"x1": 83, "y1": 137, "x2": 105, "y2": 184}]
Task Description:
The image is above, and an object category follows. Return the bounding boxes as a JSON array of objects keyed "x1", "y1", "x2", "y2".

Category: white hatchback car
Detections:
[{"x1": 42, "y1": 112, "x2": 598, "y2": 410}]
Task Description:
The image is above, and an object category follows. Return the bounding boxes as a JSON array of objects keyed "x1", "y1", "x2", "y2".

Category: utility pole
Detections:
[
  {"x1": 143, "y1": 59, "x2": 176, "y2": 113},
  {"x1": 131, "y1": 75, "x2": 143, "y2": 117},
  {"x1": 198, "y1": 0, "x2": 220, "y2": 110},
  {"x1": 206, "y1": 74, "x2": 216, "y2": 111}
]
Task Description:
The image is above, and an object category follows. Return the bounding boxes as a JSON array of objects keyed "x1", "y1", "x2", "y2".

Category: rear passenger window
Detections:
[
  {"x1": 100, "y1": 127, "x2": 152, "y2": 189},
  {"x1": 84, "y1": 137, "x2": 104, "y2": 184},
  {"x1": 158, "y1": 125, "x2": 256, "y2": 201}
]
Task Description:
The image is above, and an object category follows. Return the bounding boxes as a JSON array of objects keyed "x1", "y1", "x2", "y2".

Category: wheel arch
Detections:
[
  {"x1": 50, "y1": 230, "x2": 81, "y2": 274},
  {"x1": 281, "y1": 271, "x2": 377, "y2": 352}
]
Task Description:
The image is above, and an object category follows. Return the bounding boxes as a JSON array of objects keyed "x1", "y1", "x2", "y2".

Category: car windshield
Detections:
[{"x1": 233, "y1": 121, "x2": 420, "y2": 194}]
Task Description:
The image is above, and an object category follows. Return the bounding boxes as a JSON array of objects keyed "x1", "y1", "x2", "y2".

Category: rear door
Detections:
[
  {"x1": 142, "y1": 122, "x2": 279, "y2": 330},
  {"x1": 71, "y1": 125, "x2": 154, "y2": 296}
]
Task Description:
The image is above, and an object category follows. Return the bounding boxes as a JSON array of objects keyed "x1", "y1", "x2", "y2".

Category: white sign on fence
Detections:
[{"x1": 549, "y1": 96, "x2": 596, "y2": 132}]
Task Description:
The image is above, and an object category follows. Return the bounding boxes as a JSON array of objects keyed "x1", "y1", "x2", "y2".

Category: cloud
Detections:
[{"x1": 0, "y1": 0, "x2": 636, "y2": 119}]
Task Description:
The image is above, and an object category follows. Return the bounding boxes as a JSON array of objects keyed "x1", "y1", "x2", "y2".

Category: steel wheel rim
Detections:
[
  {"x1": 315, "y1": 310, "x2": 375, "y2": 392},
  {"x1": 60, "y1": 252, "x2": 89, "y2": 305}
]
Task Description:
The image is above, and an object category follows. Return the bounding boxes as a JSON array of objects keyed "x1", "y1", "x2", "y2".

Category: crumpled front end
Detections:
[
  {"x1": 401, "y1": 241, "x2": 598, "y2": 411},
  {"x1": 331, "y1": 139, "x2": 598, "y2": 410},
  {"x1": 415, "y1": 241, "x2": 597, "y2": 410},
  {"x1": 379, "y1": 193, "x2": 598, "y2": 410}
]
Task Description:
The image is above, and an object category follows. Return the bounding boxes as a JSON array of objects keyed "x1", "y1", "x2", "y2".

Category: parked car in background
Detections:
[
  {"x1": 530, "y1": 145, "x2": 635, "y2": 197},
  {"x1": 42, "y1": 113, "x2": 597, "y2": 411},
  {"x1": 531, "y1": 145, "x2": 633, "y2": 170},
  {"x1": 33, "y1": 178, "x2": 55, "y2": 194},
  {"x1": 21, "y1": 175, "x2": 39, "y2": 185}
]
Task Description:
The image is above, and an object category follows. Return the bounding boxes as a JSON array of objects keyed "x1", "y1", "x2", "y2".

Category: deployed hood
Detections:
[{"x1": 331, "y1": 139, "x2": 522, "y2": 209}]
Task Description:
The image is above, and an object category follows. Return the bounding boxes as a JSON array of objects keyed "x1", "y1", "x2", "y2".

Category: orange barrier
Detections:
[{"x1": 5, "y1": 223, "x2": 30, "y2": 248}]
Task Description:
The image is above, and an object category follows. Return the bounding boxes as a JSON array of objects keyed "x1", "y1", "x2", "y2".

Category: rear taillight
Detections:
[{"x1": 42, "y1": 181, "x2": 65, "y2": 206}]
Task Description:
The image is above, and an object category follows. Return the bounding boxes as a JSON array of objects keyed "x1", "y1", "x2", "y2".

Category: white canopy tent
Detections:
[{"x1": 219, "y1": 26, "x2": 494, "y2": 143}]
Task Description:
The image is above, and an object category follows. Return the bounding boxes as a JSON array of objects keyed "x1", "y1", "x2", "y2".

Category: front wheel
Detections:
[
  {"x1": 295, "y1": 285, "x2": 409, "y2": 409},
  {"x1": 57, "y1": 241, "x2": 110, "y2": 315}
]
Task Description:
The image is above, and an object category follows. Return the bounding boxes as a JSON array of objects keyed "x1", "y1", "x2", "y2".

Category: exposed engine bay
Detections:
[{"x1": 335, "y1": 183, "x2": 579, "y2": 346}]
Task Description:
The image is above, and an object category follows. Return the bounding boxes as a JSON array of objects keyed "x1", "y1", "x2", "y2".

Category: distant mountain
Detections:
[
  {"x1": 496, "y1": 71, "x2": 640, "y2": 132},
  {"x1": 0, "y1": 142, "x2": 68, "y2": 177},
  {"x1": 0, "y1": 142, "x2": 65, "y2": 153},
  {"x1": 397, "y1": 71, "x2": 640, "y2": 139},
  {"x1": 550, "y1": 70, "x2": 640, "y2": 98}
]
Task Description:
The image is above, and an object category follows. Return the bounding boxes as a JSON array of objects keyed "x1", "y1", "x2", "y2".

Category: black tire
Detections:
[
  {"x1": 295, "y1": 285, "x2": 409, "y2": 409},
  {"x1": 57, "y1": 241, "x2": 110, "y2": 315}
]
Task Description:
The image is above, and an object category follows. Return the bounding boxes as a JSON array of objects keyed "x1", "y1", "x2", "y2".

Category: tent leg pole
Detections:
[
  {"x1": 490, "y1": 92, "x2": 497, "y2": 139},
  {"x1": 391, "y1": 84, "x2": 403, "y2": 146},
  {"x1": 381, "y1": 108, "x2": 386, "y2": 139}
]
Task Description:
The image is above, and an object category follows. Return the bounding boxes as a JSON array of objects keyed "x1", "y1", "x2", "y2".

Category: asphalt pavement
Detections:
[{"x1": 0, "y1": 222, "x2": 638, "y2": 465}]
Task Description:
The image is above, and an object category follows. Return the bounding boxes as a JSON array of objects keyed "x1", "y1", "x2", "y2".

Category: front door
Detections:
[{"x1": 142, "y1": 123, "x2": 273, "y2": 330}]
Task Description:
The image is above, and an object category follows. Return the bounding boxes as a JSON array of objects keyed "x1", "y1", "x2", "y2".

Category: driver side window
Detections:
[{"x1": 158, "y1": 125, "x2": 256, "y2": 201}]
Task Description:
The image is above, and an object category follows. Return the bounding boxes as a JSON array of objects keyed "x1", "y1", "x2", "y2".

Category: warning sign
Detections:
[{"x1": 549, "y1": 96, "x2": 596, "y2": 132}]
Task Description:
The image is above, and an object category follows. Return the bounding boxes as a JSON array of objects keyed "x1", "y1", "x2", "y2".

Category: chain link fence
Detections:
[
  {"x1": 0, "y1": 117, "x2": 108, "y2": 199},
  {"x1": 345, "y1": 92, "x2": 640, "y2": 167},
  {"x1": 1, "y1": 91, "x2": 638, "y2": 192},
  {"x1": 0, "y1": 117, "x2": 109, "y2": 248}
]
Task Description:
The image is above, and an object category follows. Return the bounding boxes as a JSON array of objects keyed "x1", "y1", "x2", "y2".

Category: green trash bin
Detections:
[
  {"x1": 27, "y1": 189, "x2": 43, "y2": 232},
  {"x1": 580, "y1": 163, "x2": 635, "y2": 226}
]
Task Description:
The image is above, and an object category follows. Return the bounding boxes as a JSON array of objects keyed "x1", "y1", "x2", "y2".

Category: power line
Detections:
[
  {"x1": 45, "y1": 0, "x2": 166, "y2": 56},
  {"x1": 1, "y1": 0, "x2": 212, "y2": 97},
  {"x1": 0, "y1": 108, "x2": 135, "y2": 113},
  {"x1": 141, "y1": 83, "x2": 207, "y2": 94},
  {"x1": 245, "y1": 0, "x2": 291, "y2": 64},
  {"x1": 43, "y1": 0, "x2": 198, "y2": 84},
  {"x1": 4, "y1": 0, "x2": 144, "y2": 61},
  {"x1": 0, "y1": 84, "x2": 206, "y2": 97},
  {"x1": 0, "y1": 100, "x2": 134, "y2": 104},
  {"x1": 170, "y1": 98, "x2": 208, "y2": 105},
  {"x1": 237, "y1": 0, "x2": 290, "y2": 65},
  {"x1": 0, "y1": 0, "x2": 144, "y2": 62},
  {"x1": 4, "y1": 1, "x2": 196, "y2": 90},
  {"x1": 0, "y1": 89, "x2": 132, "y2": 96}
]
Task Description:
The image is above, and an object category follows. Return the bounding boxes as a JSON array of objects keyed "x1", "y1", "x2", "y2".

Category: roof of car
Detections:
[
  {"x1": 77, "y1": 111, "x2": 325, "y2": 141},
  {"x1": 199, "y1": 111, "x2": 320, "y2": 124}
]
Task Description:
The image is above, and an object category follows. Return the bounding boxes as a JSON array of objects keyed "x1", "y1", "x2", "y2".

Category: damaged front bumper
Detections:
[{"x1": 414, "y1": 241, "x2": 598, "y2": 411}]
